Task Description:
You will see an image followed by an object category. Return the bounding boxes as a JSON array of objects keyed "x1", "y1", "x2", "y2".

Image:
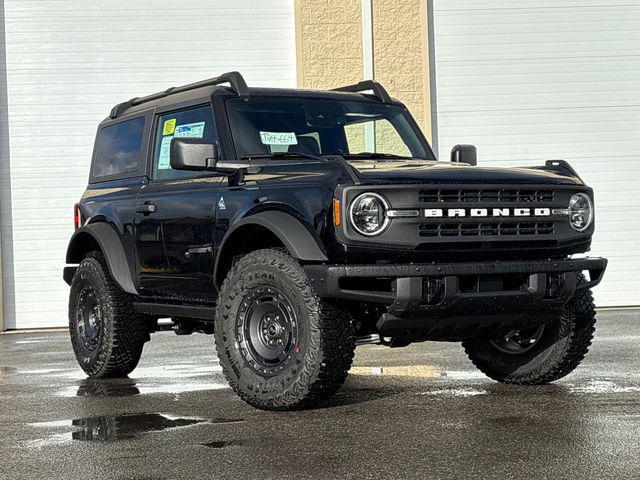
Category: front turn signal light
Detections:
[{"x1": 333, "y1": 198, "x2": 341, "y2": 226}]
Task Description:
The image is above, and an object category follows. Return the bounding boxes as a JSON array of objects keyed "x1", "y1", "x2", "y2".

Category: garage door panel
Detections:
[
  {"x1": 2, "y1": 0, "x2": 296, "y2": 329},
  {"x1": 435, "y1": 0, "x2": 636, "y2": 10},
  {"x1": 437, "y1": 82, "x2": 640, "y2": 110},
  {"x1": 433, "y1": 1, "x2": 640, "y2": 306},
  {"x1": 438, "y1": 107, "x2": 640, "y2": 160}
]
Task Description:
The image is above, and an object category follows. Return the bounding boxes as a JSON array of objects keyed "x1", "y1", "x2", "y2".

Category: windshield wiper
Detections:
[
  {"x1": 241, "y1": 152, "x2": 323, "y2": 162},
  {"x1": 342, "y1": 152, "x2": 413, "y2": 160}
]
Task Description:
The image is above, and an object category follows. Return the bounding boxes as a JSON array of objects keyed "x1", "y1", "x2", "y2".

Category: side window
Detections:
[
  {"x1": 153, "y1": 105, "x2": 217, "y2": 180},
  {"x1": 92, "y1": 116, "x2": 145, "y2": 178}
]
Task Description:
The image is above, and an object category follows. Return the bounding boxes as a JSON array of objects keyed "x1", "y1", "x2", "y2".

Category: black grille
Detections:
[
  {"x1": 419, "y1": 221, "x2": 555, "y2": 238},
  {"x1": 418, "y1": 189, "x2": 554, "y2": 203}
]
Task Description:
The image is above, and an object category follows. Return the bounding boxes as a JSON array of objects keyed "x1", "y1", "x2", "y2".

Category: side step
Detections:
[{"x1": 133, "y1": 302, "x2": 215, "y2": 321}]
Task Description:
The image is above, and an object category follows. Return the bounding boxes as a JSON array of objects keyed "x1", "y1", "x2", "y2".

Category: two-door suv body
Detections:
[{"x1": 64, "y1": 72, "x2": 607, "y2": 410}]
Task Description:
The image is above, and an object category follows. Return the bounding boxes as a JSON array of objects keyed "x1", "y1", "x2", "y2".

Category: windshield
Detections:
[{"x1": 225, "y1": 97, "x2": 434, "y2": 161}]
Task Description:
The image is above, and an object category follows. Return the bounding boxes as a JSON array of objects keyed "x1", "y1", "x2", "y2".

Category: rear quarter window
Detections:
[{"x1": 92, "y1": 116, "x2": 146, "y2": 178}]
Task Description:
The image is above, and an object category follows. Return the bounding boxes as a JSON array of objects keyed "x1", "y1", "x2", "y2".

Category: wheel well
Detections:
[
  {"x1": 66, "y1": 231, "x2": 102, "y2": 263},
  {"x1": 215, "y1": 224, "x2": 285, "y2": 287}
]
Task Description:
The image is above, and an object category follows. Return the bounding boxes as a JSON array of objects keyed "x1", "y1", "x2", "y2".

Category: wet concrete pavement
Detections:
[{"x1": 1, "y1": 310, "x2": 639, "y2": 479}]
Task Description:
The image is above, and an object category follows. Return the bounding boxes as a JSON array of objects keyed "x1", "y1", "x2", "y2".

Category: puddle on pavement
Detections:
[
  {"x1": 202, "y1": 439, "x2": 252, "y2": 449},
  {"x1": 419, "y1": 387, "x2": 488, "y2": 397},
  {"x1": 569, "y1": 379, "x2": 640, "y2": 395},
  {"x1": 55, "y1": 378, "x2": 229, "y2": 398},
  {"x1": 42, "y1": 363, "x2": 223, "y2": 382},
  {"x1": 21, "y1": 368, "x2": 68, "y2": 375},
  {"x1": 29, "y1": 413, "x2": 210, "y2": 447},
  {"x1": 72, "y1": 379, "x2": 141, "y2": 397}
]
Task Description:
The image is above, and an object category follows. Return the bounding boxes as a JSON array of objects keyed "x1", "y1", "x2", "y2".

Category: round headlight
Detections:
[
  {"x1": 568, "y1": 193, "x2": 593, "y2": 231},
  {"x1": 349, "y1": 192, "x2": 390, "y2": 236}
]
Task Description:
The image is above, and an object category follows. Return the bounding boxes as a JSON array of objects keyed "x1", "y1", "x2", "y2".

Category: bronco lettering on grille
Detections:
[{"x1": 423, "y1": 208, "x2": 552, "y2": 218}]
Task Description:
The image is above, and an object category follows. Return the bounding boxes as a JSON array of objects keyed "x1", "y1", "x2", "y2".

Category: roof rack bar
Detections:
[
  {"x1": 109, "y1": 71, "x2": 249, "y2": 119},
  {"x1": 331, "y1": 80, "x2": 391, "y2": 103}
]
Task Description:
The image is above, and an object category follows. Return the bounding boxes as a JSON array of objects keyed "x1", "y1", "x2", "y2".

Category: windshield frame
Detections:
[{"x1": 223, "y1": 95, "x2": 437, "y2": 162}]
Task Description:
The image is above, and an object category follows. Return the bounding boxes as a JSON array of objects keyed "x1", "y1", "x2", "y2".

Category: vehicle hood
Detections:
[{"x1": 348, "y1": 160, "x2": 583, "y2": 186}]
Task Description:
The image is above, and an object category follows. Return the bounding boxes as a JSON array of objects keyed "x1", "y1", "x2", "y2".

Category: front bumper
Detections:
[{"x1": 304, "y1": 257, "x2": 607, "y2": 341}]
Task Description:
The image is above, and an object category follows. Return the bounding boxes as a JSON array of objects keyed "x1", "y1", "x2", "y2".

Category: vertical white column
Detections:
[
  {"x1": 0, "y1": 0, "x2": 5, "y2": 333},
  {"x1": 0, "y1": 205, "x2": 3, "y2": 333},
  {"x1": 361, "y1": 0, "x2": 376, "y2": 152}
]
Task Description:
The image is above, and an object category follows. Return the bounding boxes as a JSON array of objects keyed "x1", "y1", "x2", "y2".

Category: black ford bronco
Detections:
[{"x1": 64, "y1": 72, "x2": 607, "y2": 410}]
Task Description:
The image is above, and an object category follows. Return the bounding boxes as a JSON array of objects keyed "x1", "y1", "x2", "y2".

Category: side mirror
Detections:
[
  {"x1": 170, "y1": 138, "x2": 219, "y2": 171},
  {"x1": 169, "y1": 137, "x2": 218, "y2": 171},
  {"x1": 451, "y1": 144, "x2": 477, "y2": 166}
]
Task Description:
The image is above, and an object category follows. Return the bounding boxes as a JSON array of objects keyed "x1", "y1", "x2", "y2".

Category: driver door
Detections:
[{"x1": 134, "y1": 103, "x2": 223, "y2": 300}]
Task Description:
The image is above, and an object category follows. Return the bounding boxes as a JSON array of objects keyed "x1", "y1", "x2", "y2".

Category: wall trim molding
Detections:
[
  {"x1": 294, "y1": 0, "x2": 304, "y2": 87},
  {"x1": 426, "y1": 0, "x2": 439, "y2": 156},
  {"x1": 361, "y1": 0, "x2": 374, "y2": 80}
]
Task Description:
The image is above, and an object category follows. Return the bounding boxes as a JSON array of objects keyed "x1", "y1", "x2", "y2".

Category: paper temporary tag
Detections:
[
  {"x1": 163, "y1": 118, "x2": 176, "y2": 135},
  {"x1": 259, "y1": 131, "x2": 298, "y2": 146},
  {"x1": 157, "y1": 136, "x2": 173, "y2": 170},
  {"x1": 175, "y1": 122, "x2": 205, "y2": 138}
]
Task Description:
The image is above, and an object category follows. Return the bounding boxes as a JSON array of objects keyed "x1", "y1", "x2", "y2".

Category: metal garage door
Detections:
[
  {"x1": 431, "y1": 0, "x2": 640, "y2": 306},
  {"x1": 0, "y1": 0, "x2": 296, "y2": 329}
]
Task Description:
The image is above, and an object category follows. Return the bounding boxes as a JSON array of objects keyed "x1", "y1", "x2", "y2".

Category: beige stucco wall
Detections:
[
  {"x1": 295, "y1": 0, "x2": 432, "y2": 142},
  {"x1": 295, "y1": 0, "x2": 363, "y2": 90},
  {"x1": 372, "y1": 0, "x2": 431, "y2": 140}
]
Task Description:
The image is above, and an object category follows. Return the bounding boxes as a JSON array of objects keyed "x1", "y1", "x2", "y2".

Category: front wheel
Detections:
[
  {"x1": 214, "y1": 249, "x2": 355, "y2": 410},
  {"x1": 463, "y1": 285, "x2": 596, "y2": 385}
]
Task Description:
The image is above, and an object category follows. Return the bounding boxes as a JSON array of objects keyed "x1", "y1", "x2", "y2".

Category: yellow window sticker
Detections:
[{"x1": 162, "y1": 119, "x2": 176, "y2": 135}]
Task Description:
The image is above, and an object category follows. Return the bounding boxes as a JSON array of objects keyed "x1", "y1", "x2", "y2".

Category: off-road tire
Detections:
[
  {"x1": 214, "y1": 249, "x2": 355, "y2": 410},
  {"x1": 69, "y1": 251, "x2": 148, "y2": 377},
  {"x1": 463, "y1": 281, "x2": 596, "y2": 385}
]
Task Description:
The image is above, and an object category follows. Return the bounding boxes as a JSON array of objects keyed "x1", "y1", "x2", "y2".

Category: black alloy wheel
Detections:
[
  {"x1": 237, "y1": 286, "x2": 299, "y2": 376},
  {"x1": 75, "y1": 286, "x2": 102, "y2": 351},
  {"x1": 489, "y1": 325, "x2": 546, "y2": 355}
]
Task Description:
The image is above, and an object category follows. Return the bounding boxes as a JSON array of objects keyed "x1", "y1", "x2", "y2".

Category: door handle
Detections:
[
  {"x1": 185, "y1": 246, "x2": 213, "y2": 257},
  {"x1": 135, "y1": 203, "x2": 157, "y2": 215}
]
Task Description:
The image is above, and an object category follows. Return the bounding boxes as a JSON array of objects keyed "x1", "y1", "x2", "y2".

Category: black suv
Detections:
[{"x1": 64, "y1": 72, "x2": 607, "y2": 410}]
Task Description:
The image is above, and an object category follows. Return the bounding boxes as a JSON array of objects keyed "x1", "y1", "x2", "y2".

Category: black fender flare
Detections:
[
  {"x1": 214, "y1": 210, "x2": 328, "y2": 286},
  {"x1": 64, "y1": 223, "x2": 138, "y2": 295}
]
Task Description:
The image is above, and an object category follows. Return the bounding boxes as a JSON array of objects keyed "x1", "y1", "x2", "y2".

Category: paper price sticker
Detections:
[{"x1": 162, "y1": 119, "x2": 176, "y2": 135}]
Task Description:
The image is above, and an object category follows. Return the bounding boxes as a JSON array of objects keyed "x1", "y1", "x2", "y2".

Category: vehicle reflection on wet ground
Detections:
[
  {"x1": 1, "y1": 310, "x2": 639, "y2": 479},
  {"x1": 28, "y1": 413, "x2": 246, "y2": 447}
]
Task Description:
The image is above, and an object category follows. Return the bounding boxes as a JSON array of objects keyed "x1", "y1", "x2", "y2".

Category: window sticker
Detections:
[
  {"x1": 157, "y1": 136, "x2": 173, "y2": 170},
  {"x1": 157, "y1": 122, "x2": 206, "y2": 171},
  {"x1": 175, "y1": 122, "x2": 205, "y2": 138},
  {"x1": 259, "y1": 131, "x2": 298, "y2": 146},
  {"x1": 162, "y1": 118, "x2": 176, "y2": 135}
]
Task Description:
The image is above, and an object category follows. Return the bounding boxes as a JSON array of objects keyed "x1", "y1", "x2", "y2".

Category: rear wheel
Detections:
[
  {"x1": 463, "y1": 284, "x2": 596, "y2": 385},
  {"x1": 69, "y1": 252, "x2": 148, "y2": 377},
  {"x1": 215, "y1": 249, "x2": 355, "y2": 410}
]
